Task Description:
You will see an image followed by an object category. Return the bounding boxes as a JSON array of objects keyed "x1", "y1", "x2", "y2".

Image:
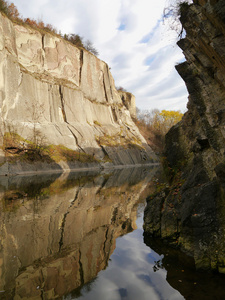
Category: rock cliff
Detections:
[
  {"x1": 0, "y1": 13, "x2": 157, "y2": 174},
  {"x1": 144, "y1": 0, "x2": 225, "y2": 272}
]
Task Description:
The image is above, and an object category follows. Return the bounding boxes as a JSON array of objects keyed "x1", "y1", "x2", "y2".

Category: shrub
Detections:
[
  {"x1": 83, "y1": 39, "x2": 99, "y2": 56},
  {"x1": 0, "y1": 0, "x2": 9, "y2": 15},
  {"x1": 117, "y1": 86, "x2": 127, "y2": 92},
  {"x1": 64, "y1": 33, "x2": 84, "y2": 48}
]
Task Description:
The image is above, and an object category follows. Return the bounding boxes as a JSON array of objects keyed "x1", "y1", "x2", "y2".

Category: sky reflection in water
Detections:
[{"x1": 71, "y1": 207, "x2": 183, "y2": 300}]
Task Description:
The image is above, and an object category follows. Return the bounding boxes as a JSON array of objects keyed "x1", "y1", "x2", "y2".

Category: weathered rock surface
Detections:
[
  {"x1": 0, "y1": 13, "x2": 157, "y2": 174},
  {"x1": 118, "y1": 90, "x2": 136, "y2": 119},
  {"x1": 144, "y1": 0, "x2": 225, "y2": 272},
  {"x1": 0, "y1": 166, "x2": 157, "y2": 299}
]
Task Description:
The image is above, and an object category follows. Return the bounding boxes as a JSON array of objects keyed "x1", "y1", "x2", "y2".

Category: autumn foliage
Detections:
[
  {"x1": 148, "y1": 109, "x2": 183, "y2": 135},
  {"x1": 134, "y1": 109, "x2": 183, "y2": 154},
  {"x1": 8, "y1": 3, "x2": 19, "y2": 19}
]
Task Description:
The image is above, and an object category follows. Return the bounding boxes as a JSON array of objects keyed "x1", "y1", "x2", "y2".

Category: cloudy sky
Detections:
[{"x1": 12, "y1": 0, "x2": 189, "y2": 112}]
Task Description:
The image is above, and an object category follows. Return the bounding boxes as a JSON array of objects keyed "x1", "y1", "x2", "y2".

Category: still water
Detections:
[{"x1": 0, "y1": 167, "x2": 225, "y2": 300}]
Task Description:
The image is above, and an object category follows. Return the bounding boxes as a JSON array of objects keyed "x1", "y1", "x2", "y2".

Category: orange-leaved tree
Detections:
[{"x1": 8, "y1": 3, "x2": 19, "y2": 19}]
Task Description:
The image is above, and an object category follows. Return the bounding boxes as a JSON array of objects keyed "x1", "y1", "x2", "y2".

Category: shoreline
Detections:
[{"x1": 0, "y1": 161, "x2": 160, "y2": 177}]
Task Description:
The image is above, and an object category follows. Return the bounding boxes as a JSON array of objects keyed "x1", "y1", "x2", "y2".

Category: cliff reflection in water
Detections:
[{"x1": 0, "y1": 167, "x2": 157, "y2": 299}]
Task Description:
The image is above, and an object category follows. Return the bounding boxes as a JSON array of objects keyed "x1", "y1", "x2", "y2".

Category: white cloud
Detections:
[
  {"x1": 74, "y1": 211, "x2": 184, "y2": 300},
  {"x1": 12, "y1": 0, "x2": 188, "y2": 112}
]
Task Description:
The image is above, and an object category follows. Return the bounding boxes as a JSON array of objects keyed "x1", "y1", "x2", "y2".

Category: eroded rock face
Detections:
[
  {"x1": 118, "y1": 90, "x2": 136, "y2": 119},
  {"x1": 144, "y1": 0, "x2": 225, "y2": 272},
  {"x1": 0, "y1": 14, "x2": 157, "y2": 173}
]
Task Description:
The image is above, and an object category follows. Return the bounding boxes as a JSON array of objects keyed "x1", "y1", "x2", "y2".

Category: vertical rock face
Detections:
[
  {"x1": 0, "y1": 13, "x2": 157, "y2": 173},
  {"x1": 118, "y1": 90, "x2": 136, "y2": 119},
  {"x1": 144, "y1": 0, "x2": 225, "y2": 272}
]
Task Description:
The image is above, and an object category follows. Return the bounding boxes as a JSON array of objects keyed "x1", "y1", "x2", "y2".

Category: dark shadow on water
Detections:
[{"x1": 144, "y1": 235, "x2": 225, "y2": 300}]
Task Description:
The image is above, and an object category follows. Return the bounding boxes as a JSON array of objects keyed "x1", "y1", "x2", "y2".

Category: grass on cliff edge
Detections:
[
  {"x1": 3, "y1": 132, "x2": 98, "y2": 164},
  {"x1": 95, "y1": 130, "x2": 144, "y2": 150},
  {"x1": 45, "y1": 144, "x2": 98, "y2": 163}
]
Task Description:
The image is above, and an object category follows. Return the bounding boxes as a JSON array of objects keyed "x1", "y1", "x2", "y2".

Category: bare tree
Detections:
[
  {"x1": 25, "y1": 101, "x2": 47, "y2": 155},
  {"x1": 84, "y1": 39, "x2": 99, "y2": 56},
  {"x1": 163, "y1": 0, "x2": 192, "y2": 38}
]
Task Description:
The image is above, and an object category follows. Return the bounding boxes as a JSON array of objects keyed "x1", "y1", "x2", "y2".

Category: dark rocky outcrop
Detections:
[{"x1": 144, "y1": 0, "x2": 225, "y2": 273}]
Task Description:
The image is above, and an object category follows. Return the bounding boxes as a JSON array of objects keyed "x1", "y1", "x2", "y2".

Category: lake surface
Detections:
[{"x1": 0, "y1": 167, "x2": 225, "y2": 300}]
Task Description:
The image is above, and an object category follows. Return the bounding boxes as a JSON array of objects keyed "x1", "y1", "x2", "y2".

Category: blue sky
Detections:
[{"x1": 12, "y1": 0, "x2": 189, "y2": 112}]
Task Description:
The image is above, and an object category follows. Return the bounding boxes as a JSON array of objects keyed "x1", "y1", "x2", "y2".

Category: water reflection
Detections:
[
  {"x1": 144, "y1": 236, "x2": 225, "y2": 300},
  {"x1": 1, "y1": 167, "x2": 225, "y2": 300},
  {"x1": 67, "y1": 211, "x2": 225, "y2": 300},
  {"x1": 0, "y1": 167, "x2": 157, "y2": 299},
  {"x1": 67, "y1": 207, "x2": 185, "y2": 300}
]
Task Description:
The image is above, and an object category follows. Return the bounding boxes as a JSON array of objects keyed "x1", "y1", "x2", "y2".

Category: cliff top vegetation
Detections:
[{"x1": 0, "y1": 0, "x2": 99, "y2": 56}]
